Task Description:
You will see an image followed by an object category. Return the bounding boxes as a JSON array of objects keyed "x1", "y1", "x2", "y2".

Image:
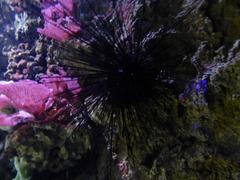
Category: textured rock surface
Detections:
[{"x1": 4, "y1": 123, "x2": 120, "y2": 180}]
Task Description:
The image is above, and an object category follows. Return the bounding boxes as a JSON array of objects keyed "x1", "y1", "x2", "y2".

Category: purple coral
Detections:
[
  {"x1": 195, "y1": 79, "x2": 208, "y2": 94},
  {"x1": 37, "y1": 0, "x2": 81, "y2": 41},
  {"x1": 179, "y1": 79, "x2": 208, "y2": 103}
]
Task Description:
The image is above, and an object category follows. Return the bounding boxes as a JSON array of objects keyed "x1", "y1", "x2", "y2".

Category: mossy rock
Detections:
[
  {"x1": 116, "y1": 59, "x2": 240, "y2": 179},
  {"x1": 4, "y1": 123, "x2": 121, "y2": 180},
  {"x1": 6, "y1": 124, "x2": 93, "y2": 172},
  {"x1": 206, "y1": 0, "x2": 240, "y2": 47}
]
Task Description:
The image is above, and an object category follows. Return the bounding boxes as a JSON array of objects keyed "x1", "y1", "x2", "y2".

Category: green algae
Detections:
[
  {"x1": 13, "y1": 157, "x2": 31, "y2": 180},
  {"x1": 111, "y1": 58, "x2": 240, "y2": 179},
  {"x1": 6, "y1": 124, "x2": 93, "y2": 175},
  {"x1": 5, "y1": 123, "x2": 120, "y2": 180}
]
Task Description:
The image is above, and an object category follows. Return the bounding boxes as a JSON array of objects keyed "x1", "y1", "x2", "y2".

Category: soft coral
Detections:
[
  {"x1": 0, "y1": 74, "x2": 80, "y2": 126},
  {"x1": 37, "y1": 0, "x2": 81, "y2": 41}
]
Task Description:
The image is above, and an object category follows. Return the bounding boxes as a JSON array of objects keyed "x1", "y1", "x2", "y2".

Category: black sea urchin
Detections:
[{"x1": 56, "y1": 0, "x2": 203, "y2": 142}]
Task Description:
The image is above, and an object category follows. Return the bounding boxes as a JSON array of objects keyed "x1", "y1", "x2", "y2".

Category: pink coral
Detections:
[
  {"x1": 0, "y1": 80, "x2": 52, "y2": 116},
  {"x1": 0, "y1": 111, "x2": 34, "y2": 126},
  {"x1": 40, "y1": 74, "x2": 81, "y2": 95},
  {"x1": 0, "y1": 75, "x2": 80, "y2": 126},
  {"x1": 37, "y1": 0, "x2": 81, "y2": 41},
  {"x1": 117, "y1": 160, "x2": 131, "y2": 179},
  {"x1": 0, "y1": 94, "x2": 35, "y2": 126}
]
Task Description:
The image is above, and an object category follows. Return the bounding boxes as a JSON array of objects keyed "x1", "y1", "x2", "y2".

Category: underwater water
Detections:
[{"x1": 1, "y1": 0, "x2": 240, "y2": 179}]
